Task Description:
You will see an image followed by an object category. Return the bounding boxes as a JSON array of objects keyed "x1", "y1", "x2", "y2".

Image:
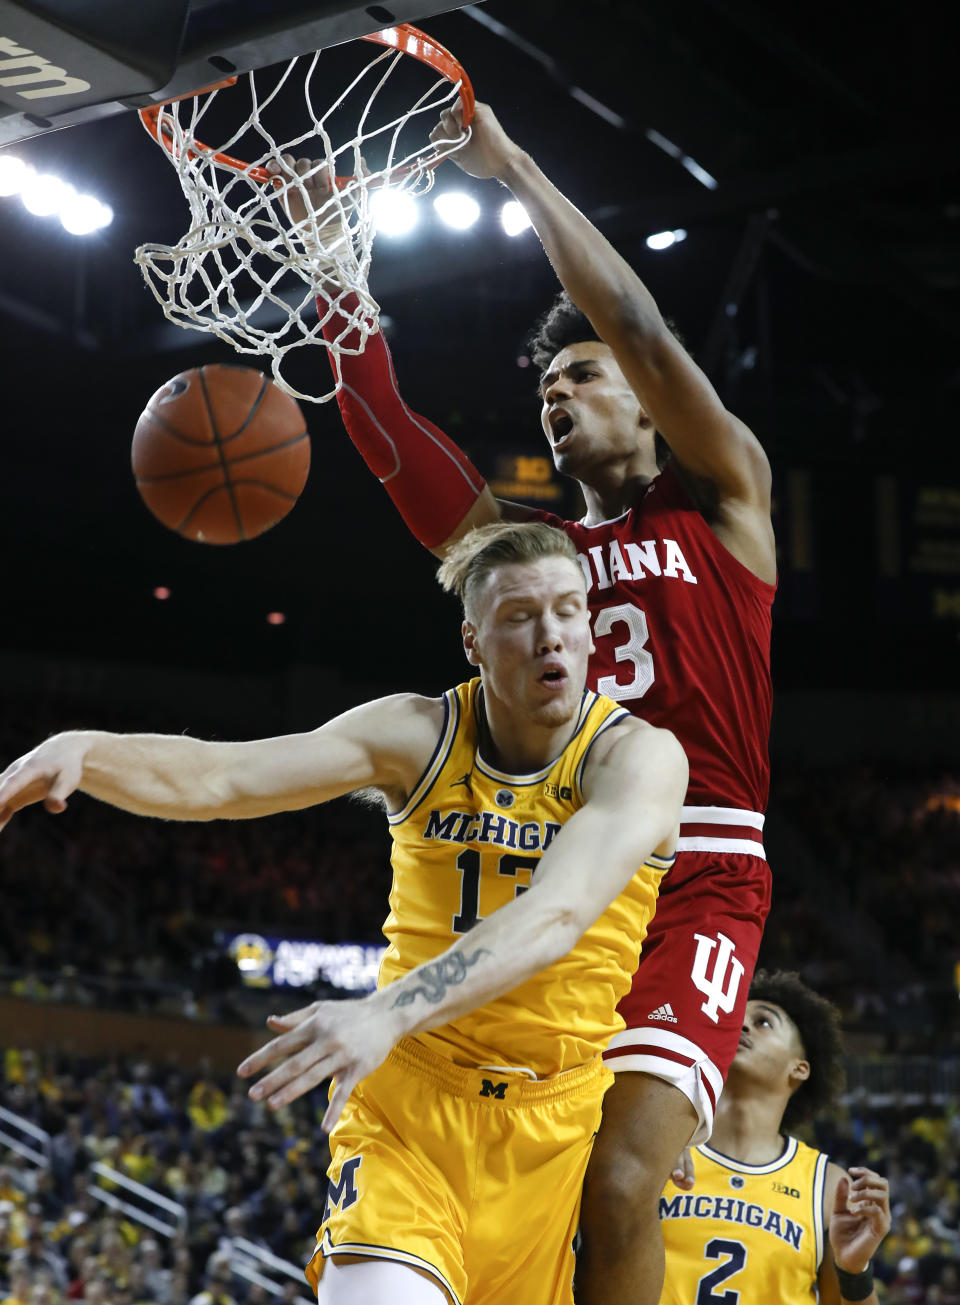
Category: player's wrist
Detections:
[
  {"x1": 834, "y1": 1260, "x2": 874, "y2": 1301},
  {"x1": 367, "y1": 984, "x2": 414, "y2": 1044},
  {"x1": 496, "y1": 146, "x2": 535, "y2": 190}
]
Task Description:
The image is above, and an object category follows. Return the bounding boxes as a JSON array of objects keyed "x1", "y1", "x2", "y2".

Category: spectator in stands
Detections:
[
  {"x1": 0, "y1": 1265, "x2": 31, "y2": 1305},
  {"x1": 188, "y1": 1256, "x2": 236, "y2": 1305},
  {"x1": 187, "y1": 1082, "x2": 228, "y2": 1137},
  {"x1": 139, "y1": 1238, "x2": 173, "y2": 1305},
  {"x1": 9, "y1": 1229, "x2": 68, "y2": 1286}
]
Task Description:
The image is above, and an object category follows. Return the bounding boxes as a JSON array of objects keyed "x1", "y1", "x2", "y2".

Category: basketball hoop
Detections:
[{"x1": 134, "y1": 25, "x2": 474, "y2": 403}]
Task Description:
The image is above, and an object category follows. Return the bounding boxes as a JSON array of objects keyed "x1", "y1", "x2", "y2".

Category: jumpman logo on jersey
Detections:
[{"x1": 451, "y1": 772, "x2": 473, "y2": 793}]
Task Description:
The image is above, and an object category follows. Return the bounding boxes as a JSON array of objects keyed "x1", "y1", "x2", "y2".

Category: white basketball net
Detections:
[{"x1": 134, "y1": 40, "x2": 470, "y2": 402}]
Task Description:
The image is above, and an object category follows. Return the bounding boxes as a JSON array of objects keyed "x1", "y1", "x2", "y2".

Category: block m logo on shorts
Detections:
[
  {"x1": 691, "y1": 931, "x2": 744, "y2": 1024},
  {"x1": 323, "y1": 1156, "x2": 362, "y2": 1222},
  {"x1": 479, "y1": 1078, "x2": 508, "y2": 1099}
]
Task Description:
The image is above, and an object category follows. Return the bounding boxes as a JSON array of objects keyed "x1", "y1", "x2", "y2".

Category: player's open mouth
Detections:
[
  {"x1": 538, "y1": 668, "x2": 567, "y2": 689},
  {"x1": 549, "y1": 411, "x2": 574, "y2": 448}
]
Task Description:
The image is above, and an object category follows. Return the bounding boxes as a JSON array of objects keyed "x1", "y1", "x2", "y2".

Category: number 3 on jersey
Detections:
[{"x1": 593, "y1": 602, "x2": 655, "y2": 702}]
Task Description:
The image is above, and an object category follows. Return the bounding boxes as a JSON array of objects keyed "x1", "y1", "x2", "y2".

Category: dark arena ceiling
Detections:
[{"x1": 0, "y1": 0, "x2": 957, "y2": 698}]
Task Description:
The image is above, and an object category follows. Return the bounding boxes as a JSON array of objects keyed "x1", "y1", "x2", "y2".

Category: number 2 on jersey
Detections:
[
  {"x1": 593, "y1": 602, "x2": 655, "y2": 702},
  {"x1": 696, "y1": 1238, "x2": 747, "y2": 1305}
]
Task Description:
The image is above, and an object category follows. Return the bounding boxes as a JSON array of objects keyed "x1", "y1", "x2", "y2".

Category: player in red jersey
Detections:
[{"x1": 278, "y1": 101, "x2": 776, "y2": 1304}]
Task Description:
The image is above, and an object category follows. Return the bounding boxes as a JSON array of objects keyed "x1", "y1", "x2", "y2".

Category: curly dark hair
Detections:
[
  {"x1": 526, "y1": 290, "x2": 680, "y2": 470},
  {"x1": 749, "y1": 969, "x2": 846, "y2": 1130}
]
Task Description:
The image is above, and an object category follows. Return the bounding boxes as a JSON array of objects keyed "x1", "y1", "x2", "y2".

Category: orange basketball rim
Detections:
[{"x1": 138, "y1": 24, "x2": 476, "y2": 188}]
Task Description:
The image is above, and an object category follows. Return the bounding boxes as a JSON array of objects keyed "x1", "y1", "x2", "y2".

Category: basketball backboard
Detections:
[{"x1": 0, "y1": 0, "x2": 469, "y2": 146}]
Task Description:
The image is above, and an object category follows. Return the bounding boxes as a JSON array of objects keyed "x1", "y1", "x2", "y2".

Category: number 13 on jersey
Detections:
[{"x1": 452, "y1": 850, "x2": 539, "y2": 934}]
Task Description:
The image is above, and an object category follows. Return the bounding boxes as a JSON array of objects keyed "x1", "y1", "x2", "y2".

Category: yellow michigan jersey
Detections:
[
  {"x1": 659, "y1": 1135, "x2": 829, "y2": 1303},
  {"x1": 380, "y1": 677, "x2": 674, "y2": 1077}
]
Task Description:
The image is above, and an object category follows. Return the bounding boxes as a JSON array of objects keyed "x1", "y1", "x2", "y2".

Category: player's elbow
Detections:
[
  {"x1": 536, "y1": 902, "x2": 591, "y2": 966},
  {"x1": 599, "y1": 289, "x2": 671, "y2": 356}
]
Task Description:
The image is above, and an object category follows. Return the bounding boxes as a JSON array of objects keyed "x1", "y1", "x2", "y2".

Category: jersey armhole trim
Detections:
[
  {"x1": 574, "y1": 705, "x2": 633, "y2": 804},
  {"x1": 387, "y1": 691, "x2": 458, "y2": 826},
  {"x1": 661, "y1": 459, "x2": 777, "y2": 599},
  {"x1": 813, "y1": 1150, "x2": 829, "y2": 1269}
]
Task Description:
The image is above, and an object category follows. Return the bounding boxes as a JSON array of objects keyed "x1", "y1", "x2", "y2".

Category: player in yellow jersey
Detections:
[
  {"x1": 659, "y1": 970, "x2": 890, "y2": 1305},
  {"x1": 0, "y1": 520, "x2": 688, "y2": 1305}
]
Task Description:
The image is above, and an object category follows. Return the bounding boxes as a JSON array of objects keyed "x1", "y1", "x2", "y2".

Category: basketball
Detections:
[{"x1": 132, "y1": 365, "x2": 311, "y2": 544}]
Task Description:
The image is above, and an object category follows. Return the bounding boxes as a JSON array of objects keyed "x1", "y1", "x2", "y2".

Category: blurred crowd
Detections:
[
  {"x1": 779, "y1": 763, "x2": 960, "y2": 987},
  {"x1": 1, "y1": 687, "x2": 957, "y2": 1041},
  {"x1": 761, "y1": 763, "x2": 959, "y2": 1054},
  {"x1": 0, "y1": 1047, "x2": 327, "y2": 1304},
  {"x1": 1, "y1": 695, "x2": 958, "y2": 1300},
  {"x1": 1, "y1": 1046, "x2": 959, "y2": 1303},
  {"x1": 814, "y1": 1098, "x2": 960, "y2": 1304},
  {"x1": 0, "y1": 693, "x2": 391, "y2": 1022}
]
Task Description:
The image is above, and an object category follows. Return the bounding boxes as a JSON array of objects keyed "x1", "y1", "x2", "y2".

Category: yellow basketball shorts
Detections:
[{"x1": 305, "y1": 1037, "x2": 612, "y2": 1305}]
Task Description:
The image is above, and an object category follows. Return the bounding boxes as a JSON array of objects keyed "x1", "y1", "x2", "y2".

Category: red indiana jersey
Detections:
[{"x1": 533, "y1": 461, "x2": 775, "y2": 814}]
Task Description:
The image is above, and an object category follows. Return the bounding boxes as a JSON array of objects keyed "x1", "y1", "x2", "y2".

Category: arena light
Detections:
[
  {"x1": 370, "y1": 187, "x2": 419, "y2": 237},
  {"x1": 433, "y1": 191, "x2": 481, "y2": 230},
  {"x1": 0, "y1": 155, "x2": 31, "y2": 197},
  {"x1": 60, "y1": 192, "x2": 113, "y2": 235},
  {"x1": 2, "y1": 157, "x2": 113, "y2": 234},
  {"x1": 501, "y1": 200, "x2": 532, "y2": 236},
  {"x1": 20, "y1": 171, "x2": 69, "y2": 217},
  {"x1": 645, "y1": 228, "x2": 687, "y2": 251}
]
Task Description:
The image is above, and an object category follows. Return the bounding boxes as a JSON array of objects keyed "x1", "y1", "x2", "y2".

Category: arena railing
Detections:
[
  {"x1": 842, "y1": 1055, "x2": 960, "y2": 1104},
  {"x1": 0, "y1": 1103, "x2": 51, "y2": 1167},
  {"x1": 90, "y1": 1161, "x2": 189, "y2": 1238},
  {"x1": 230, "y1": 1238, "x2": 315, "y2": 1304},
  {"x1": 0, "y1": 1099, "x2": 315, "y2": 1300}
]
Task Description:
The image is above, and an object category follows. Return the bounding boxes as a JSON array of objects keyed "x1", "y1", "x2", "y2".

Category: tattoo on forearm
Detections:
[{"x1": 392, "y1": 948, "x2": 492, "y2": 1008}]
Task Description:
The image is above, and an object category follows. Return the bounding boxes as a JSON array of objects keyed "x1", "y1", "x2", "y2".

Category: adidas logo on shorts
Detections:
[{"x1": 647, "y1": 1002, "x2": 678, "y2": 1023}]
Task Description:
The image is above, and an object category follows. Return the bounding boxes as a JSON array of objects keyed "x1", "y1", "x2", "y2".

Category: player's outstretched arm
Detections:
[
  {"x1": 432, "y1": 102, "x2": 775, "y2": 580},
  {"x1": 0, "y1": 694, "x2": 440, "y2": 830},
  {"x1": 818, "y1": 1164, "x2": 890, "y2": 1305},
  {"x1": 270, "y1": 152, "x2": 534, "y2": 557},
  {"x1": 237, "y1": 721, "x2": 686, "y2": 1129}
]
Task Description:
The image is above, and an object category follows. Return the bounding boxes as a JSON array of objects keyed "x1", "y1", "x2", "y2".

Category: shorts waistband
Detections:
[
  {"x1": 387, "y1": 1037, "x2": 607, "y2": 1106},
  {"x1": 678, "y1": 804, "x2": 766, "y2": 859}
]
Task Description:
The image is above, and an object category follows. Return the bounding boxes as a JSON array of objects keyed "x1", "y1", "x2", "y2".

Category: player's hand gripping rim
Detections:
[{"x1": 266, "y1": 152, "x2": 369, "y2": 294}]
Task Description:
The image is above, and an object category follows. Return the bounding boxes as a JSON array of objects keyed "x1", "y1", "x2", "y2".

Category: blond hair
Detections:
[{"x1": 437, "y1": 521, "x2": 581, "y2": 617}]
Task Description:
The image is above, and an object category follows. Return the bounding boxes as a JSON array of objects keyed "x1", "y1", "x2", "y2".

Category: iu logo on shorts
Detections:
[{"x1": 690, "y1": 931, "x2": 744, "y2": 1024}]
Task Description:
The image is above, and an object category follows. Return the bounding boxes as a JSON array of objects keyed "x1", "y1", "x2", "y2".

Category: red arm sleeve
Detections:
[{"x1": 320, "y1": 295, "x2": 486, "y2": 550}]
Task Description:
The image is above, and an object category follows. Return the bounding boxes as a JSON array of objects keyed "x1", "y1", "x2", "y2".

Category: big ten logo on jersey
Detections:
[
  {"x1": 690, "y1": 931, "x2": 745, "y2": 1024},
  {"x1": 323, "y1": 1156, "x2": 362, "y2": 1222},
  {"x1": 543, "y1": 781, "x2": 572, "y2": 801}
]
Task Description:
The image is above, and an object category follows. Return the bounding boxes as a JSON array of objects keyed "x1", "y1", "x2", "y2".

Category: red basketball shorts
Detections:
[{"x1": 604, "y1": 806, "x2": 772, "y2": 1144}]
